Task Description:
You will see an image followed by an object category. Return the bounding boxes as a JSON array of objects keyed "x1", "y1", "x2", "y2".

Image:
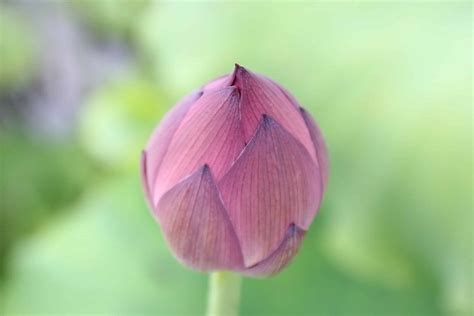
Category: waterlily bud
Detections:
[{"x1": 141, "y1": 64, "x2": 328, "y2": 277}]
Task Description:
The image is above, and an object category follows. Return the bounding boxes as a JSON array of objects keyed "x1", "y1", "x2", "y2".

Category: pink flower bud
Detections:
[{"x1": 141, "y1": 64, "x2": 328, "y2": 277}]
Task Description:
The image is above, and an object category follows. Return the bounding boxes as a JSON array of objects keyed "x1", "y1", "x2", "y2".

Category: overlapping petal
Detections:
[
  {"x1": 218, "y1": 115, "x2": 321, "y2": 267},
  {"x1": 242, "y1": 224, "x2": 305, "y2": 277},
  {"x1": 230, "y1": 65, "x2": 317, "y2": 162},
  {"x1": 156, "y1": 165, "x2": 244, "y2": 271},
  {"x1": 144, "y1": 90, "x2": 202, "y2": 194},
  {"x1": 300, "y1": 107, "x2": 329, "y2": 192},
  {"x1": 152, "y1": 87, "x2": 246, "y2": 206}
]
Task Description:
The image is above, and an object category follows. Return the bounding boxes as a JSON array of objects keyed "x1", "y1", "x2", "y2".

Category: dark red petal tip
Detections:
[
  {"x1": 230, "y1": 63, "x2": 251, "y2": 89},
  {"x1": 261, "y1": 113, "x2": 275, "y2": 125}
]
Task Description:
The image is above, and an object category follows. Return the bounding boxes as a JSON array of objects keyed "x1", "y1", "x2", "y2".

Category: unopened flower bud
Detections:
[{"x1": 141, "y1": 64, "x2": 328, "y2": 277}]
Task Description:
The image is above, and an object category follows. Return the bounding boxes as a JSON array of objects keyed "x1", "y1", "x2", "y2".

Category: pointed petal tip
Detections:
[
  {"x1": 287, "y1": 222, "x2": 304, "y2": 236},
  {"x1": 259, "y1": 113, "x2": 283, "y2": 132},
  {"x1": 231, "y1": 63, "x2": 251, "y2": 87},
  {"x1": 261, "y1": 113, "x2": 274, "y2": 124},
  {"x1": 201, "y1": 163, "x2": 211, "y2": 175},
  {"x1": 241, "y1": 223, "x2": 306, "y2": 277},
  {"x1": 261, "y1": 114, "x2": 274, "y2": 131},
  {"x1": 234, "y1": 64, "x2": 250, "y2": 76},
  {"x1": 234, "y1": 63, "x2": 244, "y2": 71}
]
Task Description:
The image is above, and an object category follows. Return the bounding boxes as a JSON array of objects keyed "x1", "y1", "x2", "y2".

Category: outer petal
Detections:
[
  {"x1": 218, "y1": 115, "x2": 321, "y2": 267},
  {"x1": 300, "y1": 107, "x2": 329, "y2": 192},
  {"x1": 145, "y1": 90, "x2": 202, "y2": 193},
  {"x1": 242, "y1": 224, "x2": 305, "y2": 277},
  {"x1": 153, "y1": 87, "x2": 246, "y2": 206},
  {"x1": 231, "y1": 65, "x2": 317, "y2": 162},
  {"x1": 156, "y1": 165, "x2": 244, "y2": 271}
]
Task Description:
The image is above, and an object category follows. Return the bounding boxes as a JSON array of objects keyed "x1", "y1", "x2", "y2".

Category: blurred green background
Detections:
[{"x1": 0, "y1": 1, "x2": 472, "y2": 315}]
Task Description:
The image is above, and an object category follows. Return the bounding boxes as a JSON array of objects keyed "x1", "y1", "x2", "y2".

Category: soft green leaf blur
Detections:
[
  {"x1": 0, "y1": 7, "x2": 37, "y2": 90},
  {"x1": 0, "y1": 1, "x2": 471, "y2": 315}
]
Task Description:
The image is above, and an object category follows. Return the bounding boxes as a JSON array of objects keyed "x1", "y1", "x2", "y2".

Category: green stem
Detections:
[{"x1": 206, "y1": 271, "x2": 242, "y2": 316}]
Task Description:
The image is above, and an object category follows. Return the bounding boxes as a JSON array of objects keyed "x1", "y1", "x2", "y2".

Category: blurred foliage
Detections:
[
  {"x1": 0, "y1": 130, "x2": 94, "y2": 276},
  {"x1": 2, "y1": 177, "x2": 207, "y2": 314},
  {"x1": 70, "y1": 0, "x2": 149, "y2": 39},
  {"x1": 79, "y1": 75, "x2": 168, "y2": 170},
  {"x1": 1, "y1": 1, "x2": 472, "y2": 315},
  {"x1": 1, "y1": 176, "x2": 442, "y2": 315},
  {"x1": 0, "y1": 6, "x2": 38, "y2": 91}
]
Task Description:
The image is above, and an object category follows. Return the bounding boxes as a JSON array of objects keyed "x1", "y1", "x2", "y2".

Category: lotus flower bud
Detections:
[{"x1": 141, "y1": 64, "x2": 328, "y2": 277}]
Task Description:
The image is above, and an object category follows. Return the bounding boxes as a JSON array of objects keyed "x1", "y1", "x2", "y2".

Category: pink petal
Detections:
[
  {"x1": 156, "y1": 165, "x2": 244, "y2": 271},
  {"x1": 145, "y1": 90, "x2": 202, "y2": 193},
  {"x1": 300, "y1": 107, "x2": 329, "y2": 192},
  {"x1": 218, "y1": 115, "x2": 321, "y2": 267},
  {"x1": 242, "y1": 224, "x2": 305, "y2": 277},
  {"x1": 153, "y1": 87, "x2": 245, "y2": 206},
  {"x1": 277, "y1": 83, "x2": 301, "y2": 107},
  {"x1": 231, "y1": 65, "x2": 317, "y2": 162}
]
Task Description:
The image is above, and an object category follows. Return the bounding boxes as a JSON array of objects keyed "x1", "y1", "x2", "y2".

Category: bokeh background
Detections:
[{"x1": 0, "y1": 1, "x2": 472, "y2": 315}]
